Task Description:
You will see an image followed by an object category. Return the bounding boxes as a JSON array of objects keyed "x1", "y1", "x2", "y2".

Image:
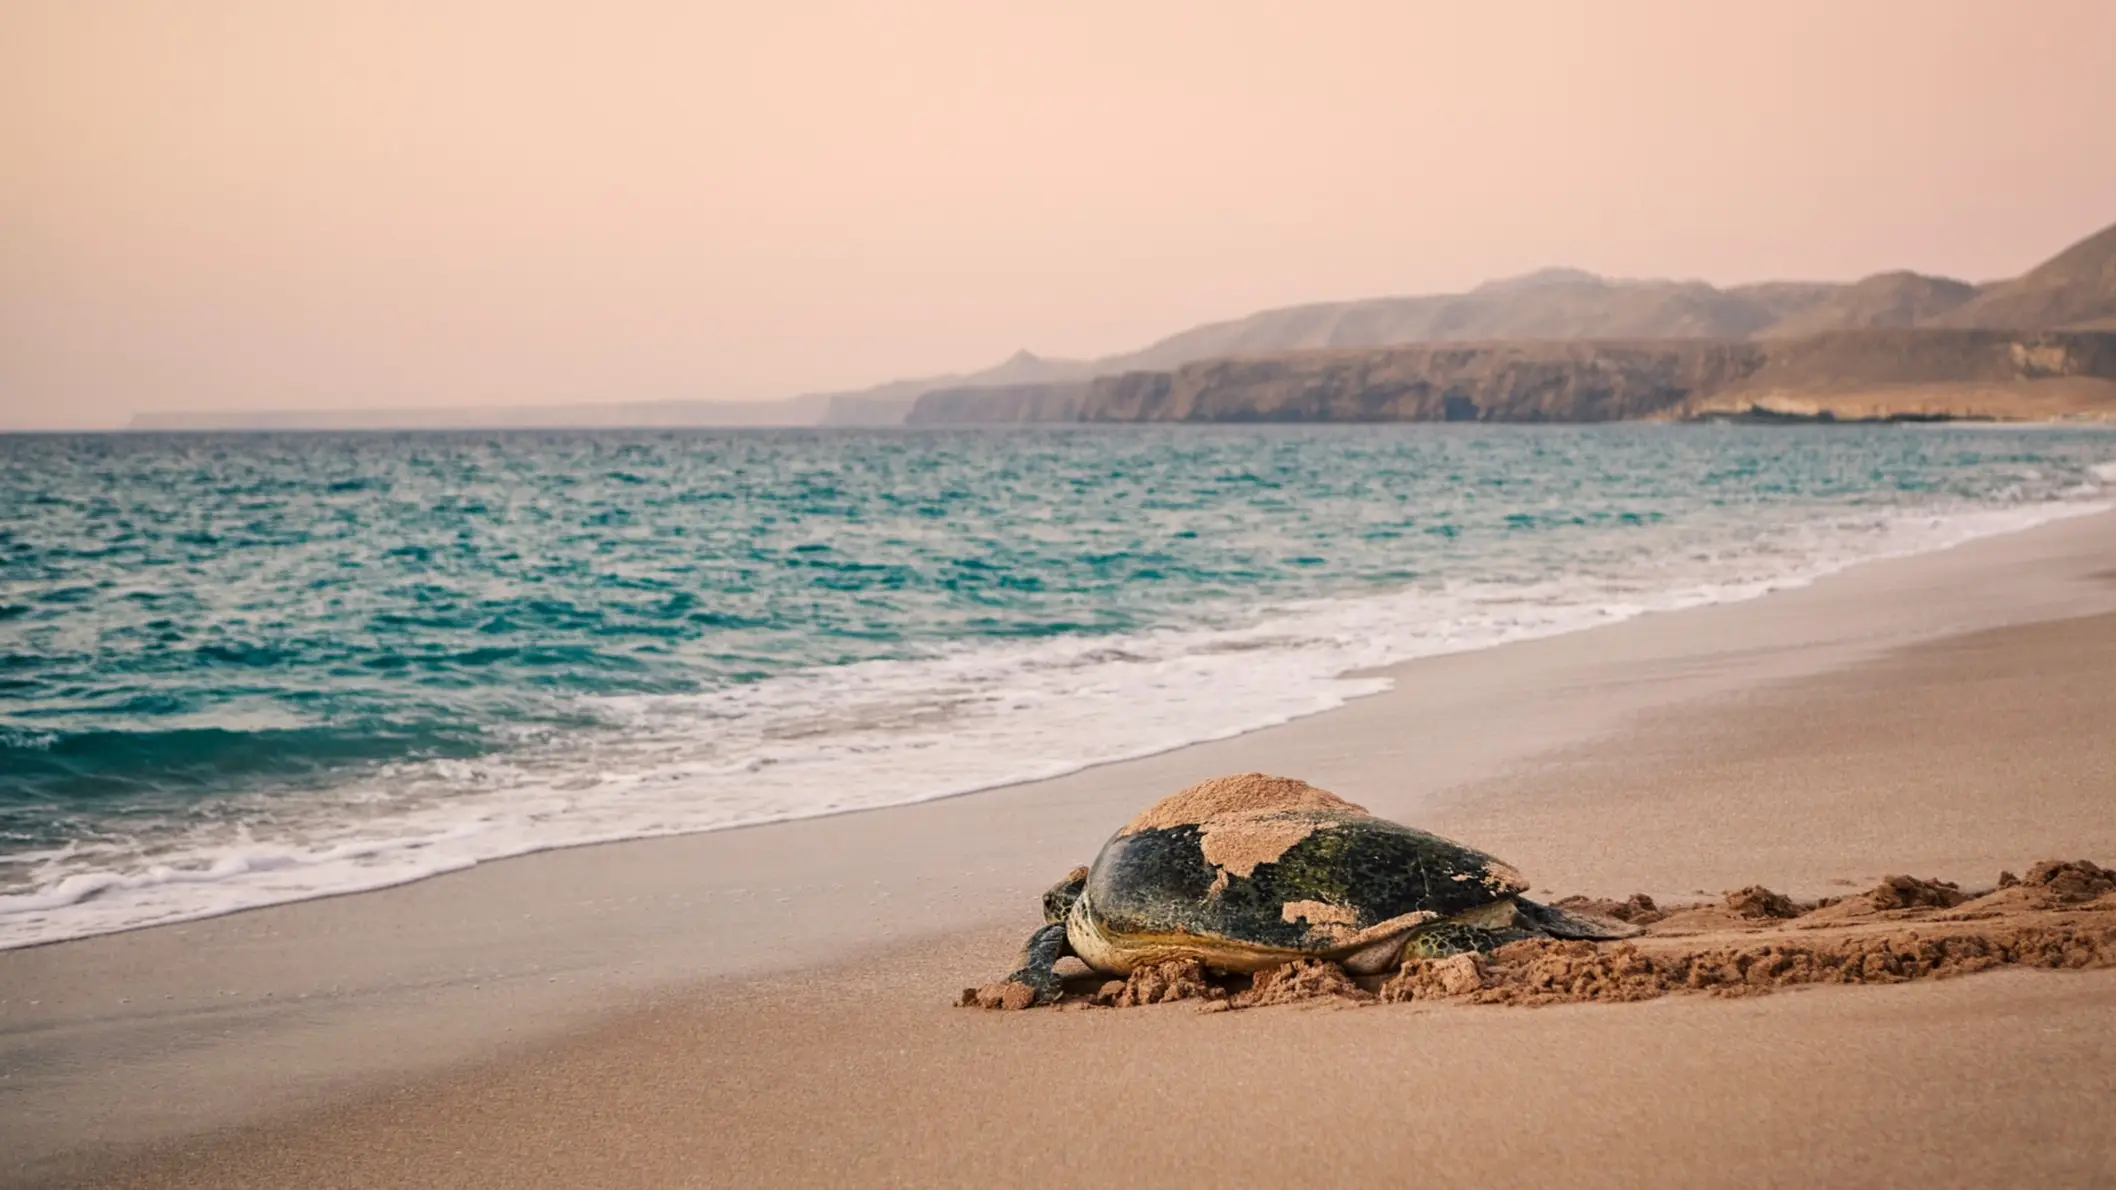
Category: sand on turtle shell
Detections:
[
  {"x1": 1200, "y1": 817, "x2": 1329, "y2": 878},
  {"x1": 1280, "y1": 899, "x2": 1359, "y2": 931},
  {"x1": 1119, "y1": 773, "x2": 1364, "y2": 836},
  {"x1": 1118, "y1": 774, "x2": 1372, "y2": 880}
]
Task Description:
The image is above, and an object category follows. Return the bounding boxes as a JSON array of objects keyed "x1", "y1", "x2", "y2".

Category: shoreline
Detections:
[
  {"x1": 4, "y1": 508, "x2": 2115, "y2": 1184},
  {"x1": 6, "y1": 490, "x2": 2109, "y2": 953}
]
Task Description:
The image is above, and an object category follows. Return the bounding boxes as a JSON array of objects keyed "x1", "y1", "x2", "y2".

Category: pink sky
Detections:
[{"x1": 5, "y1": 0, "x2": 2115, "y2": 428}]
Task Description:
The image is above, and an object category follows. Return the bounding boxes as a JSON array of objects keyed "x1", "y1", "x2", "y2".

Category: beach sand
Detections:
[{"x1": 5, "y1": 510, "x2": 2115, "y2": 1187}]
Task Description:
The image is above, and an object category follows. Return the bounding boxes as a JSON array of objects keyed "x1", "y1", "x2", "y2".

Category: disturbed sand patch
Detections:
[
  {"x1": 1391, "y1": 861, "x2": 2116, "y2": 1007},
  {"x1": 963, "y1": 861, "x2": 2116, "y2": 1012}
]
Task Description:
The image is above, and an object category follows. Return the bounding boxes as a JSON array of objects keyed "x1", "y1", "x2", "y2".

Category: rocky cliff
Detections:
[
  {"x1": 1074, "y1": 342, "x2": 1760, "y2": 423},
  {"x1": 906, "y1": 331, "x2": 2116, "y2": 424}
]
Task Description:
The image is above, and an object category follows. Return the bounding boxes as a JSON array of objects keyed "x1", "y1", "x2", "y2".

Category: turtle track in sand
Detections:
[
  {"x1": 966, "y1": 859, "x2": 2116, "y2": 1012},
  {"x1": 1389, "y1": 859, "x2": 2116, "y2": 1007}
]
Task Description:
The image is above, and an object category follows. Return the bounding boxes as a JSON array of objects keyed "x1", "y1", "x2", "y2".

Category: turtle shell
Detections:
[{"x1": 1072, "y1": 774, "x2": 1525, "y2": 971}]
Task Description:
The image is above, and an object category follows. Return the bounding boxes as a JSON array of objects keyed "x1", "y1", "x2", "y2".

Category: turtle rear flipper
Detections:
[{"x1": 1515, "y1": 897, "x2": 1644, "y2": 940}]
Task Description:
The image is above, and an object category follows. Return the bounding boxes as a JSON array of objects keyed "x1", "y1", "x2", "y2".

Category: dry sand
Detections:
[{"x1": 6, "y1": 510, "x2": 2116, "y2": 1188}]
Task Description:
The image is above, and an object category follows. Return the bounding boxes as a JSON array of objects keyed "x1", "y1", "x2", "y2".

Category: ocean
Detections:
[{"x1": 3, "y1": 424, "x2": 2113, "y2": 948}]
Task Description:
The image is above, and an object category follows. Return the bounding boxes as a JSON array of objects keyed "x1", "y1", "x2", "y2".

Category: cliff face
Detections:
[
  {"x1": 1079, "y1": 342, "x2": 1765, "y2": 423},
  {"x1": 906, "y1": 331, "x2": 2116, "y2": 424},
  {"x1": 1672, "y1": 330, "x2": 2116, "y2": 422}
]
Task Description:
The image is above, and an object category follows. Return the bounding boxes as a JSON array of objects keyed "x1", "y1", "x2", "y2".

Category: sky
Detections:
[{"x1": 4, "y1": 0, "x2": 2115, "y2": 430}]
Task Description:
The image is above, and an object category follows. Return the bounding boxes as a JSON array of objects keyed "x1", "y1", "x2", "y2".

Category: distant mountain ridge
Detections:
[
  {"x1": 878, "y1": 218, "x2": 2116, "y2": 426},
  {"x1": 1931, "y1": 220, "x2": 2116, "y2": 331},
  {"x1": 129, "y1": 218, "x2": 2116, "y2": 430},
  {"x1": 897, "y1": 218, "x2": 2116, "y2": 427}
]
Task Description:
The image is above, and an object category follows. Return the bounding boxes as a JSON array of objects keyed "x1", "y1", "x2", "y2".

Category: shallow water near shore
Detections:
[{"x1": 3, "y1": 423, "x2": 2114, "y2": 946}]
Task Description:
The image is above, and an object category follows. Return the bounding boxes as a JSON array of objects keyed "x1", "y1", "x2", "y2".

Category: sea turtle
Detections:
[{"x1": 985, "y1": 773, "x2": 1639, "y2": 1005}]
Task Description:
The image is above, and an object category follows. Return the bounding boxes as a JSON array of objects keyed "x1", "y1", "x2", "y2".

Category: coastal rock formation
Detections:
[
  {"x1": 1669, "y1": 329, "x2": 2116, "y2": 422},
  {"x1": 908, "y1": 330, "x2": 2116, "y2": 424},
  {"x1": 1074, "y1": 342, "x2": 1756, "y2": 423}
]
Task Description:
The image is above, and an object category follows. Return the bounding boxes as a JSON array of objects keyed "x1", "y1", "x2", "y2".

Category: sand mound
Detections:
[
  {"x1": 1868, "y1": 874, "x2": 1969, "y2": 910},
  {"x1": 1725, "y1": 886, "x2": 1801, "y2": 920},
  {"x1": 1088, "y1": 959, "x2": 1224, "y2": 1008},
  {"x1": 1553, "y1": 893, "x2": 1663, "y2": 926},
  {"x1": 1381, "y1": 952, "x2": 1490, "y2": 1000},
  {"x1": 959, "y1": 979, "x2": 1041, "y2": 1011},
  {"x1": 2012, "y1": 859, "x2": 2116, "y2": 903},
  {"x1": 1227, "y1": 959, "x2": 1373, "y2": 1010},
  {"x1": 1120, "y1": 773, "x2": 1364, "y2": 835},
  {"x1": 1078, "y1": 957, "x2": 1372, "y2": 1013}
]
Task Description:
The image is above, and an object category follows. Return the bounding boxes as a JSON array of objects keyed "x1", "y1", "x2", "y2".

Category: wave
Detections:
[
  {"x1": 0, "y1": 723, "x2": 490, "y2": 802},
  {"x1": 1, "y1": 493, "x2": 2107, "y2": 949}
]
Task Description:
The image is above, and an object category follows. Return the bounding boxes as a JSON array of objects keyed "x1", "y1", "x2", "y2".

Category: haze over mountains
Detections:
[{"x1": 130, "y1": 218, "x2": 2116, "y2": 430}]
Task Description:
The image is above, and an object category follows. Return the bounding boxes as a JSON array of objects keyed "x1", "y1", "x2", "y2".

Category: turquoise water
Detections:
[{"x1": 3, "y1": 424, "x2": 2112, "y2": 945}]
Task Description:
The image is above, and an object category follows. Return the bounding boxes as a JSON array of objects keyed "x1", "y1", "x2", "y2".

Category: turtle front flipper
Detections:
[
  {"x1": 962, "y1": 921, "x2": 1072, "y2": 1009},
  {"x1": 1005, "y1": 920, "x2": 1073, "y2": 1003}
]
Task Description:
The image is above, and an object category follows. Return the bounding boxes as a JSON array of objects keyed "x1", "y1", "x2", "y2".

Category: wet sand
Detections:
[{"x1": 5, "y1": 510, "x2": 2116, "y2": 1187}]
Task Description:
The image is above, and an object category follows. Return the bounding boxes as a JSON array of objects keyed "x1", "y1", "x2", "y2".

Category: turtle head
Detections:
[{"x1": 1041, "y1": 866, "x2": 1090, "y2": 924}]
